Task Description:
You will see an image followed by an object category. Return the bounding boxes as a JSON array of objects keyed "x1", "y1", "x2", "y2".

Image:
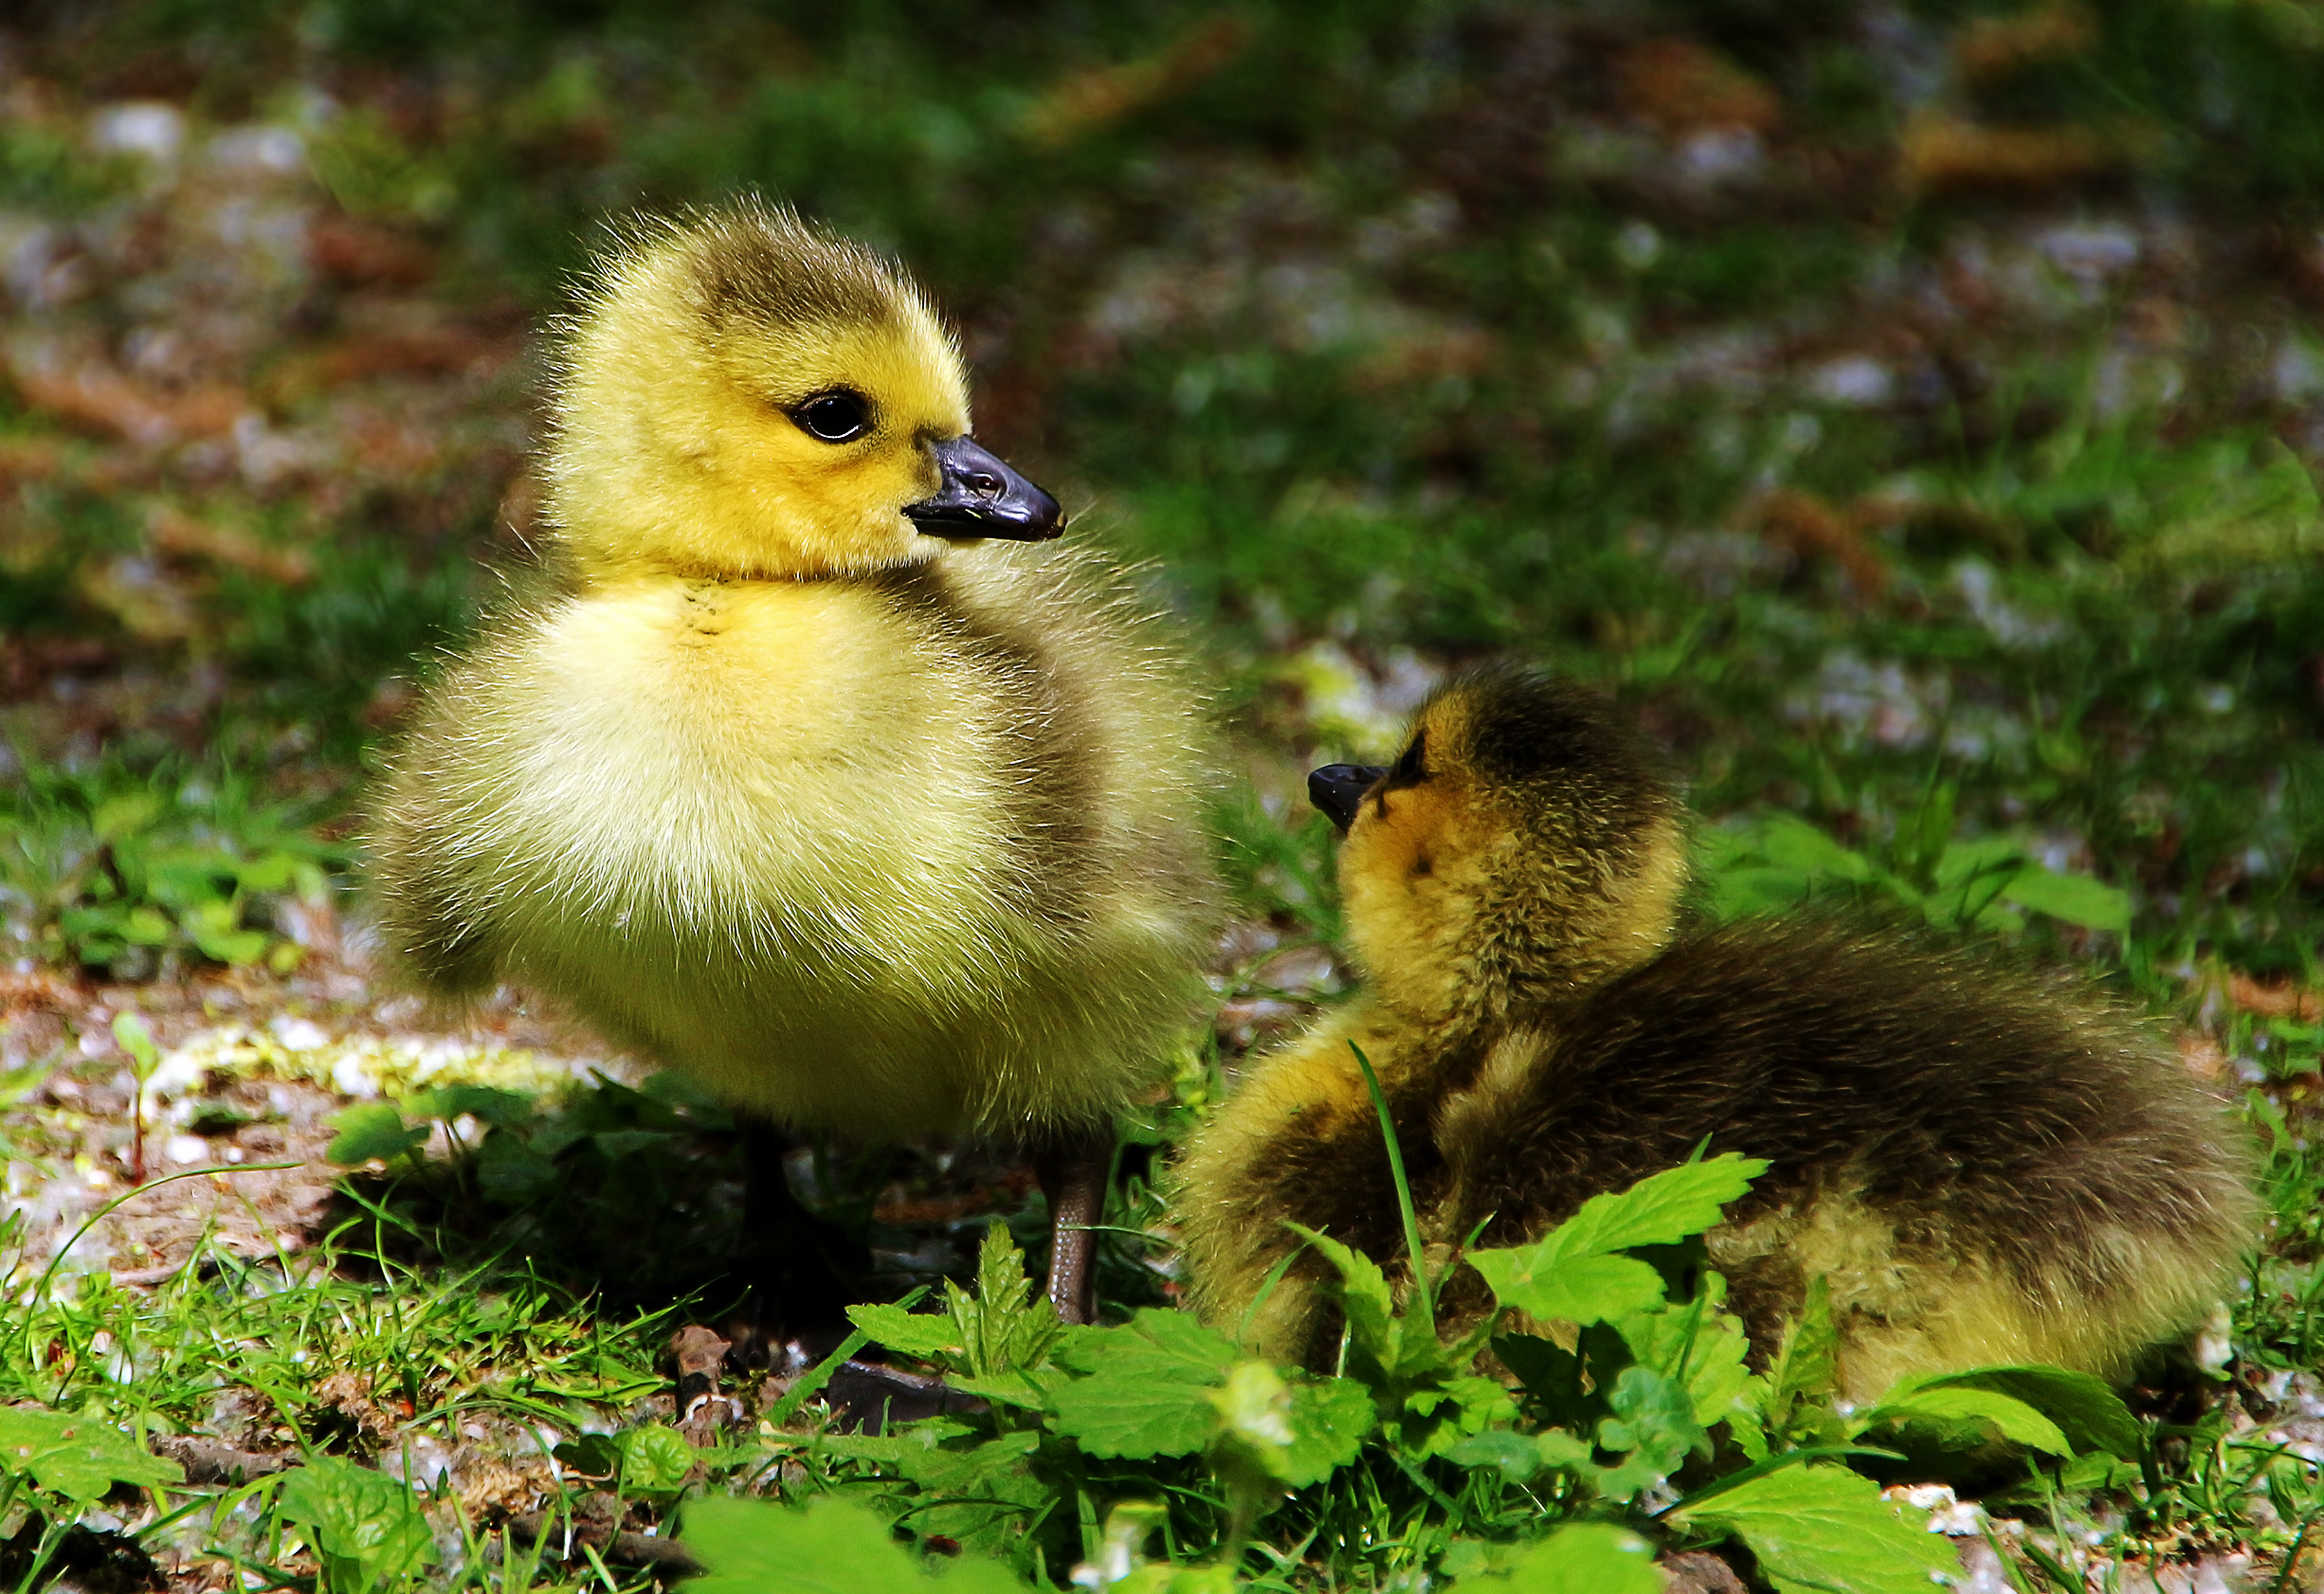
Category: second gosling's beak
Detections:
[
  {"x1": 905, "y1": 435, "x2": 1065, "y2": 540},
  {"x1": 1309, "y1": 764, "x2": 1389, "y2": 834}
]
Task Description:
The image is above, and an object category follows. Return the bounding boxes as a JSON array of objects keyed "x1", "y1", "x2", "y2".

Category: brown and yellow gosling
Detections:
[{"x1": 1173, "y1": 665, "x2": 2253, "y2": 1401}]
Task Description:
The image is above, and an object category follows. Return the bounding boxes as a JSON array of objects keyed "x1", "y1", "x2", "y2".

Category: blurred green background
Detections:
[{"x1": 4, "y1": 0, "x2": 2323, "y2": 985}]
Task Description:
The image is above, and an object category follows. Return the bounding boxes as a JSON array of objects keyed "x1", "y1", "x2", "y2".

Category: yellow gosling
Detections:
[
  {"x1": 371, "y1": 202, "x2": 1220, "y2": 1326},
  {"x1": 1174, "y1": 665, "x2": 2252, "y2": 1400}
]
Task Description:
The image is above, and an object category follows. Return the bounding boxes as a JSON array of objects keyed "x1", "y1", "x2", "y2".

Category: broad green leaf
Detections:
[
  {"x1": 0, "y1": 1406, "x2": 181, "y2": 1502},
  {"x1": 92, "y1": 792, "x2": 162, "y2": 842},
  {"x1": 848, "y1": 1301, "x2": 969, "y2": 1365},
  {"x1": 277, "y1": 1455, "x2": 437, "y2": 1592},
  {"x1": 1279, "y1": 1373, "x2": 1376, "y2": 1486},
  {"x1": 1858, "y1": 1386, "x2": 2070, "y2": 1458},
  {"x1": 1048, "y1": 1310, "x2": 1236, "y2": 1458},
  {"x1": 1766, "y1": 1282, "x2": 1840, "y2": 1431},
  {"x1": 895, "y1": 1432, "x2": 1049, "y2": 1555},
  {"x1": 616, "y1": 1423, "x2": 697, "y2": 1495},
  {"x1": 111, "y1": 1013, "x2": 161, "y2": 1073},
  {"x1": 1668, "y1": 1463, "x2": 1954, "y2": 1594},
  {"x1": 1501, "y1": 1522, "x2": 1662, "y2": 1594},
  {"x1": 1548, "y1": 1156, "x2": 1770, "y2": 1256},
  {"x1": 682, "y1": 1494, "x2": 1028, "y2": 1593},
  {"x1": 324, "y1": 1103, "x2": 427, "y2": 1168},
  {"x1": 1442, "y1": 1427, "x2": 1544, "y2": 1479},
  {"x1": 1896, "y1": 1366, "x2": 2139, "y2": 1459},
  {"x1": 1592, "y1": 1366, "x2": 1707, "y2": 1500},
  {"x1": 1931, "y1": 838, "x2": 2024, "y2": 891},
  {"x1": 1283, "y1": 1223, "x2": 1397, "y2": 1363},
  {"x1": 1399, "y1": 1374, "x2": 1520, "y2": 1458},
  {"x1": 2000, "y1": 867, "x2": 2130, "y2": 933},
  {"x1": 1468, "y1": 1156, "x2": 1766, "y2": 1326},
  {"x1": 403, "y1": 1084, "x2": 535, "y2": 1129},
  {"x1": 1752, "y1": 814, "x2": 1878, "y2": 881},
  {"x1": 1620, "y1": 1277, "x2": 1755, "y2": 1431}
]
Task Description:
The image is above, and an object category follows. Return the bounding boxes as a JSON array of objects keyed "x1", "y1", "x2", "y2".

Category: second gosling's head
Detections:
[
  {"x1": 1310, "y1": 666, "x2": 1689, "y2": 1029},
  {"x1": 546, "y1": 200, "x2": 1062, "y2": 580}
]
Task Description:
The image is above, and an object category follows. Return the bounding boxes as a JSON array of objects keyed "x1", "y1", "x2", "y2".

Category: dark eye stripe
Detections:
[{"x1": 1383, "y1": 730, "x2": 1429, "y2": 790}]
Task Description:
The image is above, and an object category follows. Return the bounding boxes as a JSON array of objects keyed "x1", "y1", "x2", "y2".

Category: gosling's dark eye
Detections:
[
  {"x1": 1388, "y1": 731, "x2": 1428, "y2": 788},
  {"x1": 792, "y1": 389, "x2": 871, "y2": 444}
]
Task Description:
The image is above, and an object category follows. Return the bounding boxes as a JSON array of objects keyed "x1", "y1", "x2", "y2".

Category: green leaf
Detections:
[
  {"x1": 403, "y1": 1084, "x2": 536, "y2": 1129},
  {"x1": 324, "y1": 1103, "x2": 428, "y2": 1168},
  {"x1": 1752, "y1": 814, "x2": 1878, "y2": 881},
  {"x1": 1283, "y1": 1223, "x2": 1397, "y2": 1364},
  {"x1": 616, "y1": 1423, "x2": 697, "y2": 1496},
  {"x1": 847, "y1": 1301, "x2": 968, "y2": 1365},
  {"x1": 276, "y1": 1455, "x2": 437, "y2": 1593},
  {"x1": 2000, "y1": 866, "x2": 2130, "y2": 933},
  {"x1": 1592, "y1": 1366, "x2": 1707, "y2": 1500},
  {"x1": 1895, "y1": 1366, "x2": 2140, "y2": 1459},
  {"x1": 1279, "y1": 1373, "x2": 1376, "y2": 1486},
  {"x1": 1442, "y1": 1428, "x2": 1545, "y2": 1480},
  {"x1": 1501, "y1": 1522, "x2": 1663, "y2": 1594},
  {"x1": 110, "y1": 1013, "x2": 161, "y2": 1075},
  {"x1": 681, "y1": 1494, "x2": 1029, "y2": 1593},
  {"x1": 1763, "y1": 1277, "x2": 1839, "y2": 1429},
  {"x1": 1619, "y1": 1277, "x2": 1755, "y2": 1431},
  {"x1": 1468, "y1": 1251, "x2": 1666, "y2": 1329},
  {"x1": 1048, "y1": 1310, "x2": 1237, "y2": 1458},
  {"x1": 1668, "y1": 1463, "x2": 1954, "y2": 1594},
  {"x1": 1858, "y1": 1386, "x2": 2070, "y2": 1458},
  {"x1": 1467, "y1": 1156, "x2": 1767, "y2": 1326},
  {"x1": 0, "y1": 1406, "x2": 181, "y2": 1503}
]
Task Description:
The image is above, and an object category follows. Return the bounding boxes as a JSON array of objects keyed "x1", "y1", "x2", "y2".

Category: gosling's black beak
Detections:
[
  {"x1": 905, "y1": 435, "x2": 1065, "y2": 541},
  {"x1": 1309, "y1": 764, "x2": 1389, "y2": 835}
]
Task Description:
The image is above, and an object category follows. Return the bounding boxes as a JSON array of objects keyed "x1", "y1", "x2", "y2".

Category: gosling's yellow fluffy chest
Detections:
[{"x1": 376, "y1": 546, "x2": 1213, "y2": 1139}]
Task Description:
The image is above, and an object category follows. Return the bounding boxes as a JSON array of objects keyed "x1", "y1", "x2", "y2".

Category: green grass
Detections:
[{"x1": 3, "y1": 0, "x2": 2324, "y2": 1585}]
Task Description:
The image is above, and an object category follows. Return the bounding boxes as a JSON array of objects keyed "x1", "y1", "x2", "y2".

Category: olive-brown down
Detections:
[{"x1": 1173, "y1": 667, "x2": 2253, "y2": 1399}]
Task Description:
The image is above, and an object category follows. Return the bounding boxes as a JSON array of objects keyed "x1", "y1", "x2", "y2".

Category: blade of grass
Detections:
[{"x1": 1349, "y1": 1041, "x2": 1432, "y2": 1333}]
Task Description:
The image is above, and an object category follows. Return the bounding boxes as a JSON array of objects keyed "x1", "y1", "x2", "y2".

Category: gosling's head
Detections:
[
  {"x1": 1309, "y1": 666, "x2": 1689, "y2": 1029},
  {"x1": 545, "y1": 200, "x2": 1062, "y2": 581}
]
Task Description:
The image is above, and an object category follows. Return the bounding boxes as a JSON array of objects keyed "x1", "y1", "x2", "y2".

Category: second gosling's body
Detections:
[
  {"x1": 372, "y1": 206, "x2": 1218, "y2": 1147},
  {"x1": 1176, "y1": 668, "x2": 2252, "y2": 1400}
]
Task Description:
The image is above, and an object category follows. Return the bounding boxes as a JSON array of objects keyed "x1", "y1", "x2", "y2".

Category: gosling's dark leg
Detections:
[
  {"x1": 735, "y1": 1116, "x2": 869, "y2": 1354},
  {"x1": 1033, "y1": 1129, "x2": 1114, "y2": 1326}
]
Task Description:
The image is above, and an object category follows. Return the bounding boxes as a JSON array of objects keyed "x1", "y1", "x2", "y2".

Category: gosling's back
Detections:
[{"x1": 1434, "y1": 918, "x2": 2254, "y2": 1389}]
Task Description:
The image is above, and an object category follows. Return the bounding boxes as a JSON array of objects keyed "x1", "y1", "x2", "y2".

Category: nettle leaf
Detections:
[
  {"x1": 1500, "y1": 1522, "x2": 1663, "y2": 1594},
  {"x1": 1898, "y1": 1366, "x2": 2139, "y2": 1460},
  {"x1": 947, "y1": 1223, "x2": 1063, "y2": 1380},
  {"x1": 1591, "y1": 1366, "x2": 1707, "y2": 1501},
  {"x1": 616, "y1": 1423, "x2": 698, "y2": 1496},
  {"x1": 1619, "y1": 1277, "x2": 1756, "y2": 1432},
  {"x1": 682, "y1": 1494, "x2": 1028, "y2": 1594},
  {"x1": 1858, "y1": 1386, "x2": 2070, "y2": 1458},
  {"x1": 1468, "y1": 1156, "x2": 1767, "y2": 1326},
  {"x1": 325, "y1": 1104, "x2": 427, "y2": 1168},
  {"x1": 849, "y1": 1302, "x2": 969, "y2": 1367},
  {"x1": 1283, "y1": 1223, "x2": 1397, "y2": 1364},
  {"x1": 895, "y1": 1431, "x2": 1049, "y2": 1557},
  {"x1": 276, "y1": 1455, "x2": 437, "y2": 1593},
  {"x1": 0, "y1": 1407, "x2": 181, "y2": 1503},
  {"x1": 1048, "y1": 1310, "x2": 1237, "y2": 1458},
  {"x1": 1763, "y1": 1277, "x2": 1840, "y2": 1430},
  {"x1": 1396, "y1": 1374, "x2": 1519, "y2": 1459},
  {"x1": 1280, "y1": 1372, "x2": 1376, "y2": 1486},
  {"x1": 1669, "y1": 1463, "x2": 1954, "y2": 1594},
  {"x1": 2000, "y1": 866, "x2": 2130, "y2": 933}
]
